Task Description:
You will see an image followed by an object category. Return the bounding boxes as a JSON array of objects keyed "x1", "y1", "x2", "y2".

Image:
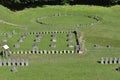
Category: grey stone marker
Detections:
[
  {"x1": 94, "y1": 44, "x2": 99, "y2": 48},
  {"x1": 54, "y1": 13, "x2": 59, "y2": 16},
  {"x1": 106, "y1": 45, "x2": 111, "y2": 48},
  {"x1": 50, "y1": 43, "x2": 56, "y2": 48},
  {"x1": 21, "y1": 34, "x2": 27, "y2": 39},
  {"x1": 14, "y1": 43, "x2": 20, "y2": 48},
  {"x1": 67, "y1": 38, "x2": 73, "y2": 42},
  {"x1": 6, "y1": 33, "x2": 12, "y2": 38},
  {"x1": 11, "y1": 67, "x2": 18, "y2": 72},
  {"x1": 100, "y1": 57, "x2": 104, "y2": 64},
  {"x1": 32, "y1": 43, "x2": 38, "y2": 48},
  {"x1": 67, "y1": 44, "x2": 74, "y2": 48},
  {"x1": 0, "y1": 59, "x2": 2, "y2": 66},
  {"x1": 18, "y1": 38, "x2": 23, "y2": 42},
  {"x1": 2, "y1": 38, "x2": 7, "y2": 42},
  {"x1": 34, "y1": 38, "x2": 40, "y2": 42},
  {"x1": 12, "y1": 30, "x2": 16, "y2": 35},
  {"x1": 32, "y1": 43, "x2": 38, "y2": 51},
  {"x1": 51, "y1": 38, "x2": 56, "y2": 42},
  {"x1": 67, "y1": 33, "x2": 72, "y2": 37},
  {"x1": 109, "y1": 57, "x2": 113, "y2": 64},
  {"x1": 0, "y1": 44, "x2": 2, "y2": 48},
  {"x1": 36, "y1": 34, "x2": 42, "y2": 38},
  {"x1": 51, "y1": 34, "x2": 56, "y2": 37},
  {"x1": 113, "y1": 57, "x2": 117, "y2": 64}
]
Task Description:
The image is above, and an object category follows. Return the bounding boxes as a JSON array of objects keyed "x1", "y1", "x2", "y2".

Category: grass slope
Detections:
[{"x1": 0, "y1": 5, "x2": 120, "y2": 80}]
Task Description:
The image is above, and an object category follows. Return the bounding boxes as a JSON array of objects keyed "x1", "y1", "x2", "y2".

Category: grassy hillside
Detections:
[{"x1": 0, "y1": 5, "x2": 120, "y2": 80}]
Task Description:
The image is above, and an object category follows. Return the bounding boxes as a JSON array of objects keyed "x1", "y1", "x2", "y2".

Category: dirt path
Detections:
[{"x1": 0, "y1": 19, "x2": 21, "y2": 27}]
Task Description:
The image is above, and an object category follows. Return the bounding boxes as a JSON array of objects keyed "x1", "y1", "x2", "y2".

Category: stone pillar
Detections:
[
  {"x1": 3, "y1": 59, "x2": 7, "y2": 66},
  {"x1": 21, "y1": 59, "x2": 24, "y2": 66},
  {"x1": 12, "y1": 59, "x2": 16, "y2": 66},
  {"x1": 9, "y1": 51, "x2": 12, "y2": 55},
  {"x1": 0, "y1": 59, "x2": 2, "y2": 66},
  {"x1": 52, "y1": 50, "x2": 54, "y2": 54},
  {"x1": 17, "y1": 51, "x2": 19, "y2": 54},
  {"x1": 109, "y1": 57, "x2": 113, "y2": 64},
  {"x1": 100, "y1": 57, "x2": 104, "y2": 64},
  {"x1": 71, "y1": 50, "x2": 74, "y2": 54},
  {"x1": 20, "y1": 50, "x2": 23, "y2": 54},
  {"x1": 44, "y1": 50, "x2": 47, "y2": 54},
  {"x1": 40, "y1": 50, "x2": 43, "y2": 54},
  {"x1": 25, "y1": 51, "x2": 27, "y2": 54},
  {"x1": 60, "y1": 51, "x2": 62, "y2": 54},
  {"x1": 113, "y1": 57, "x2": 117, "y2": 64},
  {"x1": 32, "y1": 50, "x2": 35, "y2": 54},
  {"x1": 17, "y1": 58, "x2": 20, "y2": 66},
  {"x1": 25, "y1": 59, "x2": 29, "y2": 66},
  {"x1": 56, "y1": 50, "x2": 58, "y2": 54},
  {"x1": 8, "y1": 59, "x2": 11, "y2": 66},
  {"x1": 28, "y1": 51, "x2": 31, "y2": 54},
  {"x1": 36, "y1": 50, "x2": 39, "y2": 54},
  {"x1": 105, "y1": 57, "x2": 108, "y2": 64},
  {"x1": 13, "y1": 51, "x2": 16, "y2": 54},
  {"x1": 67, "y1": 50, "x2": 70, "y2": 54},
  {"x1": 118, "y1": 58, "x2": 120, "y2": 64}
]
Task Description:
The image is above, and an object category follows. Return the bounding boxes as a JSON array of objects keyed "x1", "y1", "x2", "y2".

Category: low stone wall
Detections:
[{"x1": 36, "y1": 14, "x2": 101, "y2": 27}]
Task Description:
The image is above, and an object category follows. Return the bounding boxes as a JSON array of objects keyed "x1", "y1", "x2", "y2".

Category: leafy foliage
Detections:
[
  {"x1": 0, "y1": 0, "x2": 120, "y2": 10},
  {"x1": 0, "y1": 0, "x2": 120, "y2": 5}
]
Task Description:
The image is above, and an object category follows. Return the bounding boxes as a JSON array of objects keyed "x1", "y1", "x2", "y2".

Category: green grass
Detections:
[
  {"x1": 0, "y1": 5, "x2": 120, "y2": 80},
  {"x1": 0, "y1": 32, "x2": 76, "y2": 51}
]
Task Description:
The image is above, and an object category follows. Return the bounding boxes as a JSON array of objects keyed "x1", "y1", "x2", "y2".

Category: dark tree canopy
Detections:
[{"x1": 0, "y1": 0, "x2": 120, "y2": 10}]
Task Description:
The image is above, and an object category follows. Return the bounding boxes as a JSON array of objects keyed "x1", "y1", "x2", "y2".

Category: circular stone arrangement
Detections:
[{"x1": 36, "y1": 13, "x2": 101, "y2": 27}]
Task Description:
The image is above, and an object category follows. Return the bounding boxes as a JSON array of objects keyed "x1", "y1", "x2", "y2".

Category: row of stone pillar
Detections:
[
  {"x1": 0, "y1": 59, "x2": 28, "y2": 66},
  {"x1": 10, "y1": 50, "x2": 76, "y2": 54},
  {"x1": 99, "y1": 57, "x2": 120, "y2": 64},
  {"x1": 29, "y1": 31, "x2": 73, "y2": 35}
]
